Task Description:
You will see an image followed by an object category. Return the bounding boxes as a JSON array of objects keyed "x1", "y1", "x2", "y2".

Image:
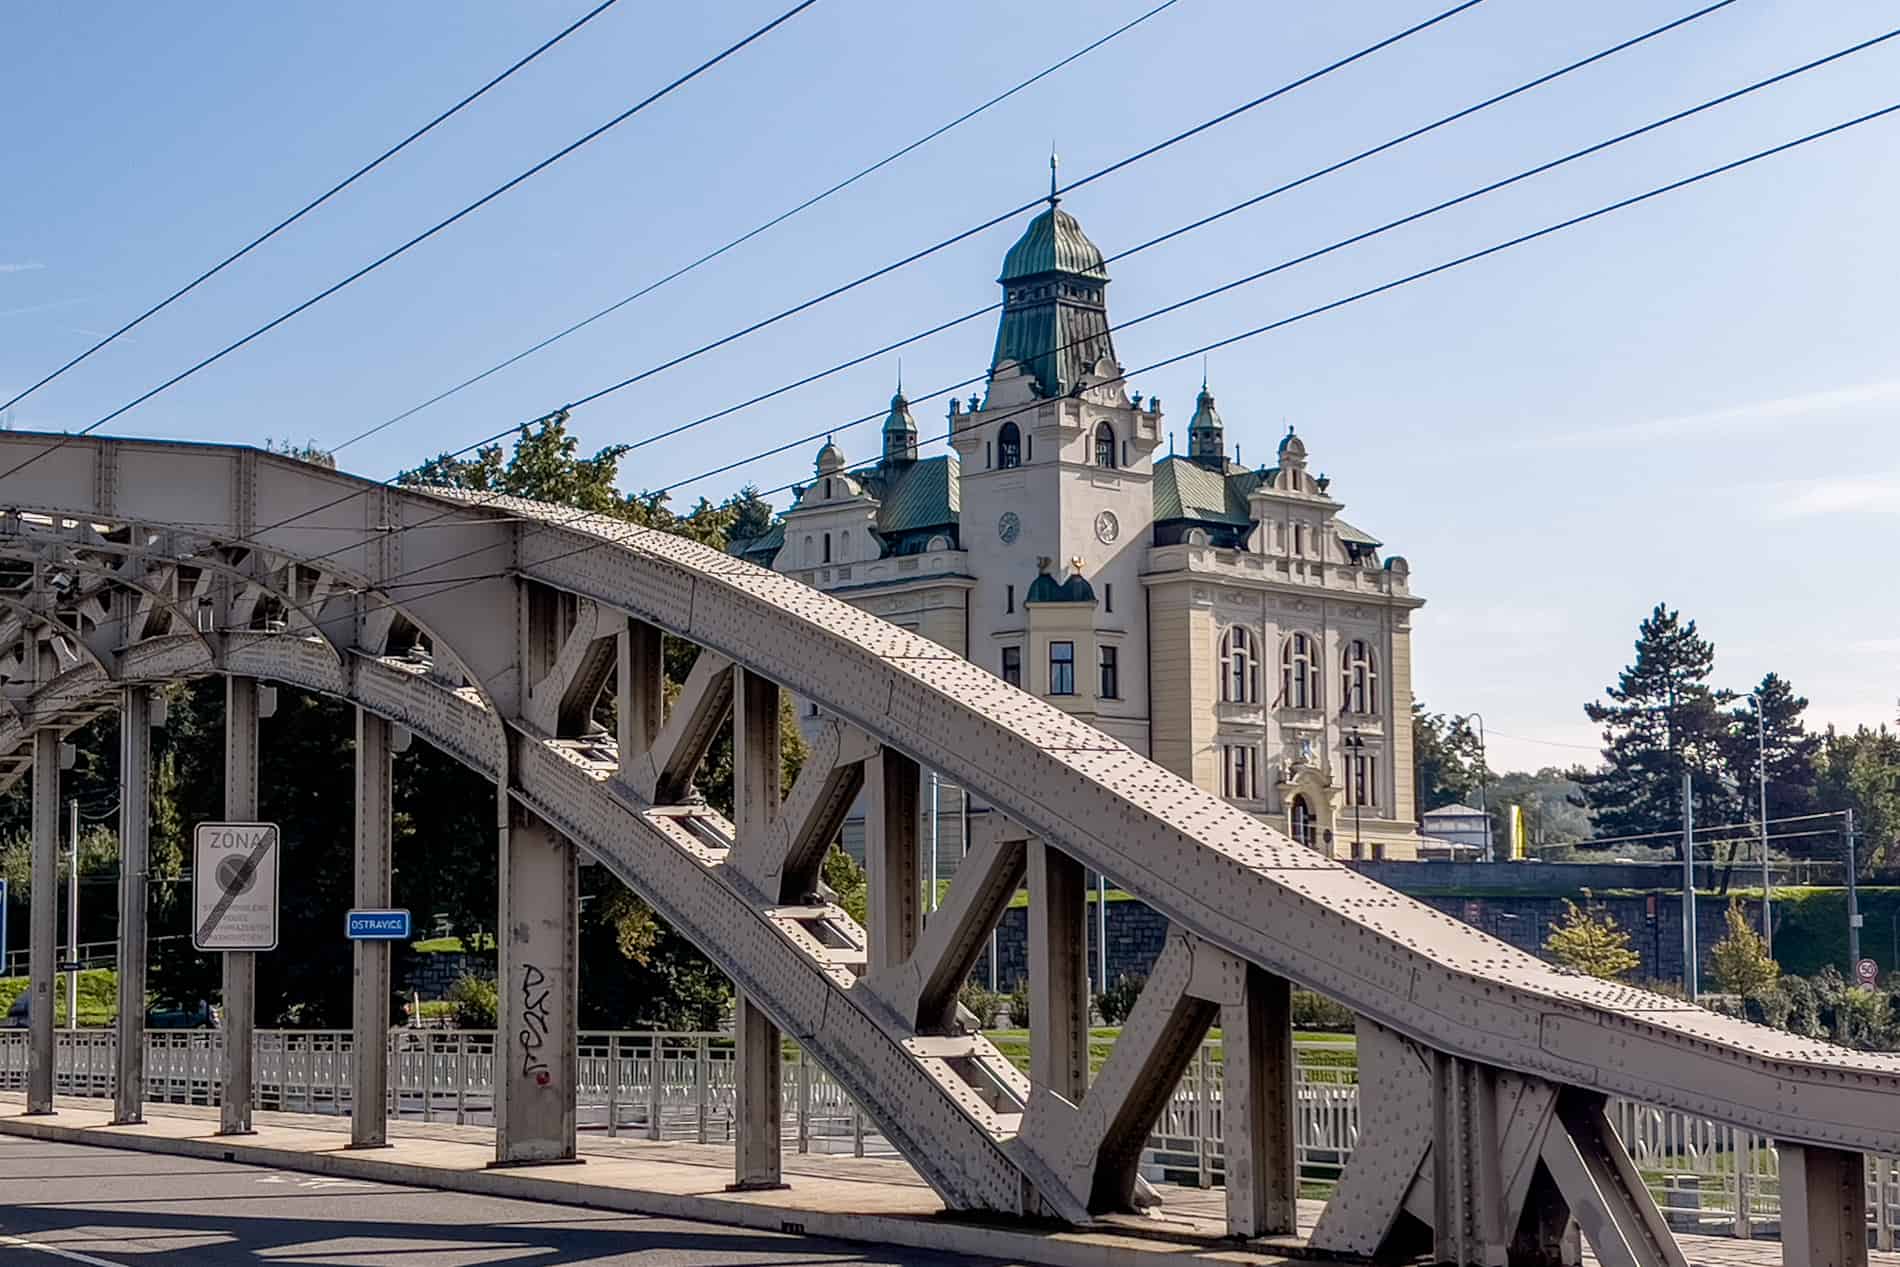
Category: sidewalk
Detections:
[{"x1": 0, "y1": 1093, "x2": 1886, "y2": 1267}]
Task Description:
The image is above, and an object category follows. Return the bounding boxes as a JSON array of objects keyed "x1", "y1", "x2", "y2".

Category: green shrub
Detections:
[
  {"x1": 1094, "y1": 974, "x2": 1145, "y2": 1026},
  {"x1": 446, "y1": 974, "x2": 498, "y2": 1029},
  {"x1": 1292, "y1": 989, "x2": 1355, "y2": 1032},
  {"x1": 959, "y1": 982, "x2": 1001, "y2": 1028},
  {"x1": 1008, "y1": 976, "x2": 1030, "y2": 1027}
]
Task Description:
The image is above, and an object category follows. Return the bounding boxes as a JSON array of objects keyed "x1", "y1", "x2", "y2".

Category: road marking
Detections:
[{"x1": 0, "y1": 1232, "x2": 124, "y2": 1266}]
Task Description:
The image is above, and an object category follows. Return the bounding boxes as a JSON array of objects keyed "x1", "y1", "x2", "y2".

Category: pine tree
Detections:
[
  {"x1": 1579, "y1": 603, "x2": 1736, "y2": 855},
  {"x1": 1544, "y1": 899, "x2": 1641, "y2": 980},
  {"x1": 1721, "y1": 672, "x2": 1822, "y2": 873},
  {"x1": 1709, "y1": 900, "x2": 1779, "y2": 999}
]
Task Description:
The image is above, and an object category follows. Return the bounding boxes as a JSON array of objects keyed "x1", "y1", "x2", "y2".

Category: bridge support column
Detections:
[
  {"x1": 494, "y1": 804, "x2": 578, "y2": 1166},
  {"x1": 220, "y1": 675, "x2": 260, "y2": 1135},
  {"x1": 26, "y1": 728, "x2": 59, "y2": 1115},
  {"x1": 1221, "y1": 965, "x2": 1295, "y2": 1237},
  {"x1": 616, "y1": 618, "x2": 663, "y2": 762},
  {"x1": 1779, "y1": 1143, "x2": 1868, "y2": 1267},
  {"x1": 350, "y1": 709, "x2": 395, "y2": 1148},
  {"x1": 113, "y1": 688, "x2": 153, "y2": 1125},
  {"x1": 731, "y1": 992, "x2": 785, "y2": 1190},
  {"x1": 866, "y1": 747, "x2": 920, "y2": 972},
  {"x1": 1028, "y1": 839, "x2": 1089, "y2": 1101}
]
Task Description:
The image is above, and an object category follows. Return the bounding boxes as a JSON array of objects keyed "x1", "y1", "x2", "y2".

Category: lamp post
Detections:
[
  {"x1": 1342, "y1": 734, "x2": 1367, "y2": 859},
  {"x1": 1748, "y1": 692, "x2": 1772, "y2": 957},
  {"x1": 1455, "y1": 712, "x2": 1491, "y2": 861}
]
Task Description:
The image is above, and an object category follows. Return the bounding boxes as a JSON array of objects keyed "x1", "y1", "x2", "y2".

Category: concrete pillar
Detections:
[
  {"x1": 350, "y1": 709, "x2": 394, "y2": 1147},
  {"x1": 220, "y1": 675, "x2": 259, "y2": 1135},
  {"x1": 732, "y1": 668, "x2": 780, "y2": 843},
  {"x1": 493, "y1": 804, "x2": 578, "y2": 1166},
  {"x1": 865, "y1": 747, "x2": 920, "y2": 973},
  {"x1": 1780, "y1": 1143, "x2": 1868, "y2": 1267},
  {"x1": 112, "y1": 688, "x2": 152, "y2": 1125},
  {"x1": 1221, "y1": 965, "x2": 1296, "y2": 1237},
  {"x1": 1028, "y1": 838, "x2": 1089, "y2": 1101},
  {"x1": 731, "y1": 992, "x2": 785, "y2": 1190},
  {"x1": 26, "y1": 728, "x2": 59, "y2": 1114},
  {"x1": 616, "y1": 618, "x2": 663, "y2": 764}
]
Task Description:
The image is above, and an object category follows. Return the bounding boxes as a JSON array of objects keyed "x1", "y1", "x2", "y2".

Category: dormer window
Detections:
[{"x1": 998, "y1": 421, "x2": 1022, "y2": 469}]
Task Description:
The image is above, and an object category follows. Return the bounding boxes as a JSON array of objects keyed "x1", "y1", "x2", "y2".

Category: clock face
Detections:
[
  {"x1": 997, "y1": 511, "x2": 1020, "y2": 544},
  {"x1": 1094, "y1": 510, "x2": 1120, "y2": 544}
]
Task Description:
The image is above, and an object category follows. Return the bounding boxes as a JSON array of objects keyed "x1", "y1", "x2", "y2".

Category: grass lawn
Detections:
[
  {"x1": 980, "y1": 1027, "x2": 1356, "y2": 1075},
  {"x1": 0, "y1": 969, "x2": 119, "y2": 1026}
]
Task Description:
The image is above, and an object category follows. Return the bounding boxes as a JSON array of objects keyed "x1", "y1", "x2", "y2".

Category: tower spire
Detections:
[{"x1": 1048, "y1": 148, "x2": 1059, "y2": 208}]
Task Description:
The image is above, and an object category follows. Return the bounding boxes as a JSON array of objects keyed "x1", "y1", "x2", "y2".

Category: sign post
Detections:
[
  {"x1": 192, "y1": 823, "x2": 280, "y2": 953},
  {"x1": 1856, "y1": 958, "x2": 1880, "y2": 988}
]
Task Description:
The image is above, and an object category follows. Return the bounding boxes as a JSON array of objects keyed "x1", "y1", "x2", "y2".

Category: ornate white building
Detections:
[{"x1": 734, "y1": 192, "x2": 1425, "y2": 858}]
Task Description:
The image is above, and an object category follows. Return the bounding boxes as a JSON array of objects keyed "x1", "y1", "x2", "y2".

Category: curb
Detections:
[{"x1": 0, "y1": 1116, "x2": 1288, "y2": 1267}]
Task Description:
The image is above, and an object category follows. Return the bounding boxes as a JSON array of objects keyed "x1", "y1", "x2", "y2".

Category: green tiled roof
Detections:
[
  {"x1": 870, "y1": 453, "x2": 958, "y2": 535},
  {"x1": 729, "y1": 520, "x2": 783, "y2": 560},
  {"x1": 1152, "y1": 456, "x2": 1256, "y2": 525},
  {"x1": 999, "y1": 206, "x2": 1109, "y2": 282},
  {"x1": 1336, "y1": 518, "x2": 1381, "y2": 547}
]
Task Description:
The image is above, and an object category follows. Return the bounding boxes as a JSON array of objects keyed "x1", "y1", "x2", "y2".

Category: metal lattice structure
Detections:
[{"x1": 1, "y1": 433, "x2": 1895, "y2": 1265}]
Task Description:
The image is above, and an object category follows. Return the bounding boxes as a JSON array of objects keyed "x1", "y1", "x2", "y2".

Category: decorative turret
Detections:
[
  {"x1": 815, "y1": 435, "x2": 846, "y2": 476},
  {"x1": 1187, "y1": 375, "x2": 1225, "y2": 469},
  {"x1": 881, "y1": 381, "x2": 918, "y2": 467},
  {"x1": 990, "y1": 157, "x2": 1116, "y2": 399}
]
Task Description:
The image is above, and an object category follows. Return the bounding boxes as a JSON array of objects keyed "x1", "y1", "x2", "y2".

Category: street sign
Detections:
[
  {"x1": 1856, "y1": 958, "x2": 1880, "y2": 987},
  {"x1": 192, "y1": 822, "x2": 280, "y2": 952},
  {"x1": 56, "y1": 961, "x2": 84, "y2": 973},
  {"x1": 346, "y1": 909, "x2": 411, "y2": 940}
]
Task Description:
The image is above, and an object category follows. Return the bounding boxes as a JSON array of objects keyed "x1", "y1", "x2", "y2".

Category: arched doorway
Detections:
[{"x1": 1289, "y1": 795, "x2": 1316, "y2": 850}]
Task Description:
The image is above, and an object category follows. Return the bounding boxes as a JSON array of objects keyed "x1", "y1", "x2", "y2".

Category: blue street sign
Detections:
[{"x1": 346, "y1": 909, "x2": 411, "y2": 940}]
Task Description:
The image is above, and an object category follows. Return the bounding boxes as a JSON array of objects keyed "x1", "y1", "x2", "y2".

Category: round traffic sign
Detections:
[{"x1": 1856, "y1": 958, "x2": 1880, "y2": 987}]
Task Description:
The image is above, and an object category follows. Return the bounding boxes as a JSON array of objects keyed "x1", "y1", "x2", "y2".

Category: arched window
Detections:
[
  {"x1": 998, "y1": 421, "x2": 1022, "y2": 469},
  {"x1": 1342, "y1": 639, "x2": 1378, "y2": 715},
  {"x1": 1290, "y1": 795, "x2": 1316, "y2": 849},
  {"x1": 1219, "y1": 626, "x2": 1259, "y2": 704},
  {"x1": 822, "y1": 532, "x2": 832, "y2": 564},
  {"x1": 1280, "y1": 632, "x2": 1319, "y2": 709},
  {"x1": 1094, "y1": 421, "x2": 1117, "y2": 469}
]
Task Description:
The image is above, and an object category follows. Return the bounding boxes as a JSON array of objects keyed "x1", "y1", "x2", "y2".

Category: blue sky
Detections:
[{"x1": 2, "y1": 0, "x2": 1896, "y2": 771}]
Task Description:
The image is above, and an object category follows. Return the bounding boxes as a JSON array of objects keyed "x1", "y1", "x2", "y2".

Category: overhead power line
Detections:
[
  {"x1": 330, "y1": 0, "x2": 1189, "y2": 455},
  {"x1": 0, "y1": 0, "x2": 626, "y2": 414},
  {"x1": 153, "y1": 0, "x2": 1500, "y2": 572},
  {"x1": 186, "y1": 27, "x2": 1898, "y2": 621},
  {"x1": 577, "y1": 0, "x2": 1742, "y2": 468},
  {"x1": 297, "y1": 95, "x2": 1900, "y2": 641},
  {"x1": 0, "y1": 0, "x2": 823, "y2": 488}
]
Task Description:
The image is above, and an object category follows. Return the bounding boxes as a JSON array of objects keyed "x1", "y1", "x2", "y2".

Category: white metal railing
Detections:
[{"x1": 2, "y1": 1027, "x2": 1894, "y2": 1247}]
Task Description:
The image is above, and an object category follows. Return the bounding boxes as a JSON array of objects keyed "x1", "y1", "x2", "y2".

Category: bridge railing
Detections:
[{"x1": 2, "y1": 1027, "x2": 1894, "y2": 1246}]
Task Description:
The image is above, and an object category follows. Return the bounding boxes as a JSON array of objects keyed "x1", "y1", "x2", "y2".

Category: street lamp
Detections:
[
  {"x1": 1454, "y1": 712, "x2": 1491, "y2": 861},
  {"x1": 1748, "y1": 692, "x2": 1772, "y2": 957},
  {"x1": 1342, "y1": 734, "x2": 1367, "y2": 859}
]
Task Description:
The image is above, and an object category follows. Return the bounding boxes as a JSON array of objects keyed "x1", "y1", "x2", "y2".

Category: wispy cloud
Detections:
[
  {"x1": 0, "y1": 263, "x2": 44, "y2": 275},
  {"x1": 1539, "y1": 380, "x2": 1900, "y2": 449},
  {"x1": 1768, "y1": 474, "x2": 1900, "y2": 518},
  {"x1": 0, "y1": 297, "x2": 85, "y2": 319}
]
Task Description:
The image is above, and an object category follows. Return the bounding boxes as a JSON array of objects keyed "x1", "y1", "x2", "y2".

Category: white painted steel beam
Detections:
[
  {"x1": 112, "y1": 687, "x2": 152, "y2": 1125},
  {"x1": 1028, "y1": 839, "x2": 1088, "y2": 1105},
  {"x1": 220, "y1": 675, "x2": 259, "y2": 1136},
  {"x1": 866, "y1": 747, "x2": 921, "y2": 974},
  {"x1": 1779, "y1": 1143, "x2": 1869, "y2": 1267},
  {"x1": 26, "y1": 727, "x2": 58, "y2": 1115},
  {"x1": 494, "y1": 803, "x2": 579, "y2": 1165},
  {"x1": 350, "y1": 708, "x2": 395, "y2": 1148},
  {"x1": 732, "y1": 992, "x2": 785, "y2": 1190}
]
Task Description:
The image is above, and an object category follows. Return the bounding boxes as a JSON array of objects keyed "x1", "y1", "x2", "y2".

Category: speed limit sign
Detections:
[{"x1": 1856, "y1": 958, "x2": 1880, "y2": 987}]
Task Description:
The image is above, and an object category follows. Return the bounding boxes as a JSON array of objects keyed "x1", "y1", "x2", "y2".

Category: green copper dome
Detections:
[{"x1": 999, "y1": 205, "x2": 1109, "y2": 282}]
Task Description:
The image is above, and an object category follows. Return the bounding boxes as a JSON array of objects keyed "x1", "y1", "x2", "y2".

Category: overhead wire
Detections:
[
  {"x1": 595, "y1": 0, "x2": 1745, "y2": 467},
  {"x1": 0, "y1": 0, "x2": 627, "y2": 414},
  {"x1": 282, "y1": 94, "x2": 1900, "y2": 660},
  {"x1": 0, "y1": 0, "x2": 825, "y2": 486},
  {"x1": 329, "y1": 0, "x2": 1189, "y2": 455},
  {"x1": 140, "y1": 0, "x2": 1503, "y2": 576}
]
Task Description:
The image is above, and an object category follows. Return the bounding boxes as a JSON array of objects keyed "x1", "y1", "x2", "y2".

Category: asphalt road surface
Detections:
[{"x1": 0, "y1": 1135, "x2": 1015, "y2": 1266}]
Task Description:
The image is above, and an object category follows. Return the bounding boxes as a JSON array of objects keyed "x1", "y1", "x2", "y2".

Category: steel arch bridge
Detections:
[{"x1": 0, "y1": 432, "x2": 1893, "y2": 1266}]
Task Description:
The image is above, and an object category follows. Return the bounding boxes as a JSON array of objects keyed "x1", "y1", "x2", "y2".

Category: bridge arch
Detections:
[{"x1": 0, "y1": 433, "x2": 1894, "y2": 1263}]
